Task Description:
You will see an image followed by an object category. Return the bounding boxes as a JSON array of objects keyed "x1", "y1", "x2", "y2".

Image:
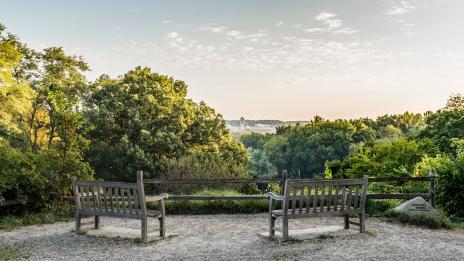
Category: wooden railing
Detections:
[
  {"x1": 144, "y1": 170, "x2": 437, "y2": 207},
  {"x1": 1, "y1": 170, "x2": 437, "y2": 207}
]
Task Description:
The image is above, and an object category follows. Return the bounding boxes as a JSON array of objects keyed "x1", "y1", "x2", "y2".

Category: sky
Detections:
[{"x1": 1, "y1": 0, "x2": 464, "y2": 120}]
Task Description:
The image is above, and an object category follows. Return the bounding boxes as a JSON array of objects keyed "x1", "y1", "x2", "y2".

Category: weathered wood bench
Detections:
[
  {"x1": 71, "y1": 171, "x2": 167, "y2": 242},
  {"x1": 267, "y1": 176, "x2": 368, "y2": 239}
]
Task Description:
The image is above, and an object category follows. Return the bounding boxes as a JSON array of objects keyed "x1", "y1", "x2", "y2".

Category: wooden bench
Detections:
[
  {"x1": 267, "y1": 176, "x2": 368, "y2": 239},
  {"x1": 71, "y1": 171, "x2": 167, "y2": 242}
]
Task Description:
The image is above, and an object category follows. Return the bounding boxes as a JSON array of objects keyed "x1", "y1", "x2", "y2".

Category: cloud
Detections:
[
  {"x1": 225, "y1": 30, "x2": 242, "y2": 37},
  {"x1": 315, "y1": 12, "x2": 337, "y2": 20},
  {"x1": 199, "y1": 25, "x2": 227, "y2": 33},
  {"x1": 386, "y1": 7, "x2": 407, "y2": 15},
  {"x1": 276, "y1": 21, "x2": 284, "y2": 27},
  {"x1": 332, "y1": 27, "x2": 358, "y2": 35},
  {"x1": 162, "y1": 20, "x2": 173, "y2": 24},
  {"x1": 385, "y1": 1, "x2": 424, "y2": 15},
  {"x1": 304, "y1": 27, "x2": 325, "y2": 33},
  {"x1": 310, "y1": 12, "x2": 357, "y2": 34},
  {"x1": 166, "y1": 32, "x2": 179, "y2": 38},
  {"x1": 314, "y1": 12, "x2": 343, "y2": 30}
]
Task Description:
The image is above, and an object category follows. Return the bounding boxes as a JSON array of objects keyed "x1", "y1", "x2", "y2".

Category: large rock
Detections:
[{"x1": 392, "y1": 197, "x2": 437, "y2": 217}]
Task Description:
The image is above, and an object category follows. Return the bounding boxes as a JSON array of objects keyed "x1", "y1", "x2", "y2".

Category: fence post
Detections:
[
  {"x1": 280, "y1": 170, "x2": 288, "y2": 196},
  {"x1": 429, "y1": 169, "x2": 436, "y2": 208}
]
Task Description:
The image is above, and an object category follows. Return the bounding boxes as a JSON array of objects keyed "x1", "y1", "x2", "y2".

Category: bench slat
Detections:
[
  {"x1": 347, "y1": 187, "x2": 352, "y2": 210},
  {"x1": 313, "y1": 186, "x2": 318, "y2": 213},
  {"x1": 320, "y1": 186, "x2": 325, "y2": 213},
  {"x1": 327, "y1": 185, "x2": 332, "y2": 212},
  {"x1": 299, "y1": 187, "x2": 304, "y2": 213},
  {"x1": 291, "y1": 189, "x2": 296, "y2": 214}
]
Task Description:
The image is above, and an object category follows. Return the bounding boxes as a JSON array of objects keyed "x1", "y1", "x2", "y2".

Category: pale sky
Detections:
[{"x1": 2, "y1": 0, "x2": 463, "y2": 120}]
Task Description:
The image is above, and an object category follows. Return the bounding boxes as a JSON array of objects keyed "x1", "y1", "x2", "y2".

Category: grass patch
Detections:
[
  {"x1": 366, "y1": 199, "x2": 403, "y2": 217},
  {"x1": 148, "y1": 189, "x2": 269, "y2": 214},
  {"x1": 0, "y1": 244, "x2": 21, "y2": 260},
  {"x1": 385, "y1": 209, "x2": 453, "y2": 229},
  {"x1": 453, "y1": 222, "x2": 464, "y2": 229},
  {"x1": 0, "y1": 205, "x2": 74, "y2": 231}
]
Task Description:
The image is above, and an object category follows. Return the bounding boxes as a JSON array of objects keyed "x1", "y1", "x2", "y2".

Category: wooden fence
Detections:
[
  {"x1": 144, "y1": 170, "x2": 437, "y2": 207},
  {"x1": 1, "y1": 170, "x2": 437, "y2": 207}
]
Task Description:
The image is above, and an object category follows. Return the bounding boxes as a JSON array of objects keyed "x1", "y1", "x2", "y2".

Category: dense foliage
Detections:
[{"x1": 0, "y1": 24, "x2": 245, "y2": 207}]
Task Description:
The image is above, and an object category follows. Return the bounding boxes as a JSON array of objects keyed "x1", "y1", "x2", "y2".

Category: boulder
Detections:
[{"x1": 392, "y1": 197, "x2": 437, "y2": 217}]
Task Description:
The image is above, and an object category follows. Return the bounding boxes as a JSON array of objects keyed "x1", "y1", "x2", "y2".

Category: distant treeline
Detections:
[{"x1": 227, "y1": 119, "x2": 309, "y2": 127}]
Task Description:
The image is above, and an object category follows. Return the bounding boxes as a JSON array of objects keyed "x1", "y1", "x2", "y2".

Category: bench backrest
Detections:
[
  {"x1": 283, "y1": 176, "x2": 368, "y2": 216},
  {"x1": 71, "y1": 171, "x2": 147, "y2": 218}
]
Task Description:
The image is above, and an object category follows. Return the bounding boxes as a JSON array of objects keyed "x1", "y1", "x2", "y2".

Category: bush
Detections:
[
  {"x1": 418, "y1": 140, "x2": 464, "y2": 217},
  {"x1": 0, "y1": 139, "x2": 93, "y2": 208},
  {"x1": 0, "y1": 141, "x2": 48, "y2": 208}
]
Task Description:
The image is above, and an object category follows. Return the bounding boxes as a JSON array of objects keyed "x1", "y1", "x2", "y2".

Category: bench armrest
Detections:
[
  {"x1": 267, "y1": 192, "x2": 284, "y2": 201},
  {"x1": 150, "y1": 193, "x2": 169, "y2": 201}
]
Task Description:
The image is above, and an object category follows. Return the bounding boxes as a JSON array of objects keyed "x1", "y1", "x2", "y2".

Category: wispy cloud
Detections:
[
  {"x1": 275, "y1": 21, "x2": 284, "y2": 27},
  {"x1": 199, "y1": 25, "x2": 227, "y2": 33},
  {"x1": 162, "y1": 20, "x2": 173, "y2": 24},
  {"x1": 384, "y1": 1, "x2": 425, "y2": 15},
  {"x1": 306, "y1": 12, "x2": 357, "y2": 35}
]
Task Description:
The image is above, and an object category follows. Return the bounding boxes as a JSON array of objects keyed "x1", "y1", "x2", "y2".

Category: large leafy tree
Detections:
[{"x1": 85, "y1": 67, "x2": 246, "y2": 181}]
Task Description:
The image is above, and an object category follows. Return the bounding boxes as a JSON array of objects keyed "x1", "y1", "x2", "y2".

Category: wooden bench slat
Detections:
[
  {"x1": 103, "y1": 186, "x2": 108, "y2": 212},
  {"x1": 327, "y1": 185, "x2": 332, "y2": 212},
  {"x1": 299, "y1": 187, "x2": 304, "y2": 213},
  {"x1": 313, "y1": 186, "x2": 318, "y2": 213},
  {"x1": 347, "y1": 187, "x2": 352, "y2": 210},
  {"x1": 291, "y1": 189, "x2": 296, "y2": 214},
  {"x1": 320, "y1": 186, "x2": 325, "y2": 213}
]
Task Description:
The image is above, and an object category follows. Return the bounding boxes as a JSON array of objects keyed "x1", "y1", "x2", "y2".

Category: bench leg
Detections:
[
  {"x1": 282, "y1": 215, "x2": 289, "y2": 239},
  {"x1": 75, "y1": 214, "x2": 81, "y2": 232},
  {"x1": 359, "y1": 212, "x2": 366, "y2": 233},
  {"x1": 94, "y1": 215, "x2": 100, "y2": 229},
  {"x1": 344, "y1": 215, "x2": 349, "y2": 229},
  {"x1": 159, "y1": 216, "x2": 165, "y2": 238},
  {"x1": 141, "y1": 217, "x2": 148, "y2": 242},
  {"x1": 269, "y1": 215, "x2": 276, "y2": 238}
]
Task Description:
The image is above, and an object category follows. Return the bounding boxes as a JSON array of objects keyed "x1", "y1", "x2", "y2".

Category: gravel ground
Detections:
[{"x1": 1, "y1": 214, "x2": 464, "y2": 260}]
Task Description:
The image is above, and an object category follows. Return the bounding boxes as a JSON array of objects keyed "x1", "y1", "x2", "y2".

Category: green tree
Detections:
[{"x1": 85, "y1": 67, "x2": 246, "y2": 181}]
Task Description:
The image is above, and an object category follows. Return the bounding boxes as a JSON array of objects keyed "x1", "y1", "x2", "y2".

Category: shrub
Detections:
[
  {"x1": 0, "y1": 139, "x2": 93, "y2": 208},
  {"x1": 418, "y1": 140, "x2": 464, "y2": 217}
]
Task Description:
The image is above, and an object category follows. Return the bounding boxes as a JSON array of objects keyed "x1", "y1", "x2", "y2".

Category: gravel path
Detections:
[{"x1": 1, "y1": 214, "x2": 464, "y2": 260}]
